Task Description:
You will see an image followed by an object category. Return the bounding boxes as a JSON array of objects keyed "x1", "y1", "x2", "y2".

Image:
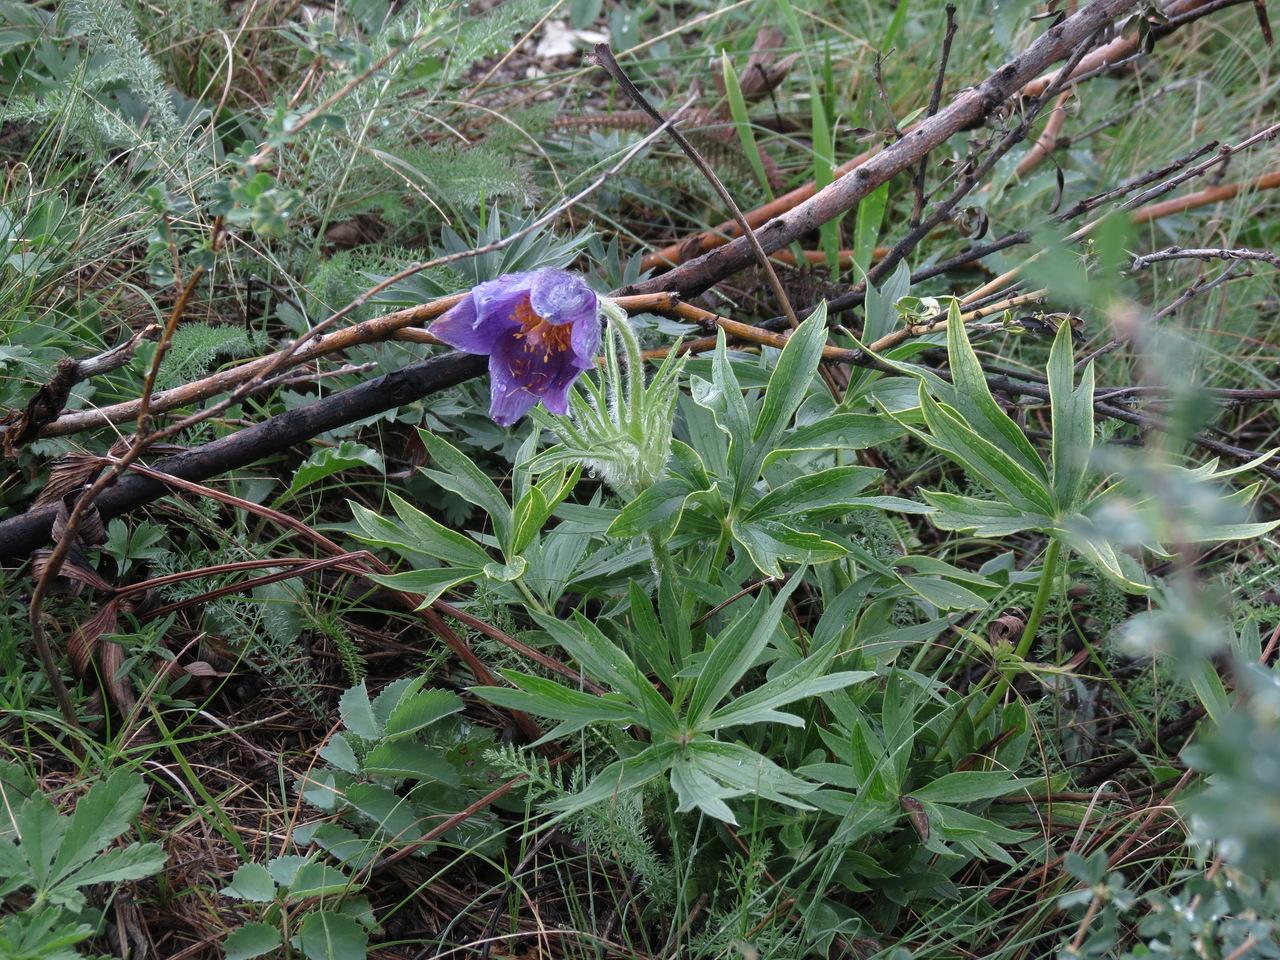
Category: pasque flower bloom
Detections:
[{"x1": 430, "y1": 269, "x2": 600, "y2": 426}]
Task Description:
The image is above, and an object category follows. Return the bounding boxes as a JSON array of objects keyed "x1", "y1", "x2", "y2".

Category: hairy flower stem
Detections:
[{"x1": 973, "y1": 537, "x2": 1063, "y2": 727}]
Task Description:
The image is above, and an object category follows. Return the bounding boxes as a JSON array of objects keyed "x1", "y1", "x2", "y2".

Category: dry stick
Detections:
[
  {"x1": 1131, "y1": 245, "x2": 1280, "y2": 270},
  {"x1": 3, "y1": 302, "x2": 1278, "y2": 581},
  {"x1": 867, "y1": 25, "x2": 1101, "y2": 290},
  {"x1": 623, "y1": 0, "x2": 1139, "y2": 299},
  {"x1": 25, "y1": 221, "x2": 232, "y2": 730},
  {"x1": 910, "y1": 3, "x2": 959, "y2": 230},
  {"x1": 1130, "y1": 167, "x2": 1280, "y2": 222},
  {"x1": 588, "y1": 44, "x2": 799, "y2": 329},
  {"x1": 20, "y1": 22, "x2": 453, "y2": 725},
  {"x1": 1015, "y1": 89, "x2": 1071, "y2": 178},
  {"x1": 2, "y1": 324, "x2": 160, "y2": 450},
  {"x1": 25, "y1": 135, "x2": 1253, "y2": 448},
  {"x1": 639, "y1": 0, "x2": 1237, "y2": 272},
  {"x1": 961, "y1": 122, "x2": 1280, "y2": 307}
]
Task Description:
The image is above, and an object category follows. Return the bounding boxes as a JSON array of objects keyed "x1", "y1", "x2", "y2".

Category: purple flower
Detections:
[{"x1": 430, "y1": 268, "x2": 601, "y2": 426}]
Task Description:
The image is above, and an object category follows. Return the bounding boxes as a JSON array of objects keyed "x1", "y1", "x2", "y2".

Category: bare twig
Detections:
[
  {"x1": 588, "y1": 43, "x2": 800, "y2": 328},
  {"x1": 1131, "y1": 245, "x2": 1280, "y2": 270},
  {"x1": 911, "y1": 3, "x2": 959, "y2": 229}
]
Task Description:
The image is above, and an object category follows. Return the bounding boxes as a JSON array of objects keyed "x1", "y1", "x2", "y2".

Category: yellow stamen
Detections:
[{"x1": 513, "y1": 297, "x2": 572, "y2": 361}]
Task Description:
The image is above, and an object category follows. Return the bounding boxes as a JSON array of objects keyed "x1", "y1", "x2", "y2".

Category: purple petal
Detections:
[
  {"x1": 488, "y1": 333, "x2": 586, "y2": 425},
  {"x1": 488, "y1": 376, "x2": 540, "y2": 426},
  {"x1": 538, "y1": 374, "x2": 575, "y2": 416},
  {"x1": 530, "y1": 270, "x2": 599, "y2": 364},
  {"x1": 473, "y1": 273, "x2": 536, "y2": 328},
  {"x1": 428, "y1": 293, "x2": 499, "y2": 354}
]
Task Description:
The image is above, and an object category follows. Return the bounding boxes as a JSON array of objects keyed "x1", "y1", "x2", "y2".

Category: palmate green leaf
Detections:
[
  {"x1": 910, "y1": 771, "x2": 1037, "y2": 804},
  {"x1": 417, "y1": 429, "x2": 512, "y2": 549},
  {"x1": 703, "y1": 638, "x2": 875, "y2": 731},
  {"x1": 288, "y1": 441, "x2": 385, "y2": 495},
  {"x1": 364, "y1": 566, "x2": 480, "y2": 608},
  {"x1": 731, "y1": 517, "x2": 848, "y2": 577},
  {"x1": 473, "y1": 670, "x2": 641, "y2": 745},
  {"x1": 386, "y1": 493, "x2": 493, "y2": 569},
  {"x1": 744, "y1": 465, "x2": 884, "y2": 521},
  {"x1": 900, "y1": 575, "x2": 988, "y2": 611},
  {"x1": 547, "y1": 741, "x2": 680, "y2": 816},
  {"x1": 687, "y1": 574, "x2": 803, "y2": 728},
  {"x1": 627, "y1": 581, "x2": 677, "y2": 690},
  {"x1": 685, "y1": 740, "x2": 817, "y2": 811},
  {"x1": 670, "y1": 753, "x2": 740, "y2": 823},
  {"x1": 1056, "y1": 515, "x2": 1151, "y2": 593},
  {"x1": 945, "y1": 304, "x2": 1048, "y2": 483},
  {"x1": 607, "y1": 474, "x2": 708, "y2": 540},
  {"x1": 55, "y1": 842, "x2": 166, "y2": 894},
  {"x1": 915, "y1": 386, "x2": 1056, "y2": 514},
  {"x1": 47, "y1": 769, "x2": 147, "y2": 889},
  {"x1": 0, "y1": 770, "x2": 166, "y2": 911},
  {"x1": 766, "y1": 413, "x2": 907, "y2": 465},
  {"x1": 530, "y1": 610, "x2": 680, "y2": 738},
  {"x1": 1048, "y1": 321, "x2": 1095, "y2": 509},
  {"x1": 919, "y1": 490, "x2": 1052, "y2": 536},
  {"x1": 740, "y1": 303, "x2": 830, "y2": 492}
]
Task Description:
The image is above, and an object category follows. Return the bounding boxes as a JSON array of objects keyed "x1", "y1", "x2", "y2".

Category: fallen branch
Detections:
[
  {"x1": 622, "y1": 0, "x2": 1139, "y2": 298},
  {"x1": 1131, "y1": 245, "x2": 1280, "y2": 269},
  {"x1": 638, "y1": 0, "x2": 1247, "y2": 273},
  {"x1": 0, "y1": 350, "x2": 483, "y2": 560}
]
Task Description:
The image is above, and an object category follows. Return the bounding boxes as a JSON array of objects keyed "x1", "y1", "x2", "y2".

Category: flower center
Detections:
[{"x1": 513, "y1": 297, "x2": 572, "y2": 361}]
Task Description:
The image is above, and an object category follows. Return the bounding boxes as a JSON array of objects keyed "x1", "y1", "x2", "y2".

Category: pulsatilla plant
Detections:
[
  {"x1": 877, "y1": 302, "x2": 1278, "y2": 658},
  {"x1": 474, "y1": 573, "x2": 875, "y2": 825}
]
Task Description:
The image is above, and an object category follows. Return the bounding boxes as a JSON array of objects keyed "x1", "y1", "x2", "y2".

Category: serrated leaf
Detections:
[
  {"x1": 363, "y1": 741, "x2": 460, "y2": 786},
  {"x1": 319, "y1": 734, "x2": 360, "y2": 774},
  {"x1": 221, "y1": 863, "x2": 277, "y2": 902},
  {"x1": 343, "y1": 784, "x2": 424, "y2": 845},
  {"x1": 383, "y1": 689, "x2": 463, "y2": 740},
  {"x1": 295, "y1": 910, "x2": 368, "y2": 960},
  {"x1": 268, "y1": 855, "x2": 309, "y2": 888},
  {"x1": 225, "y1": 922, "x2": 282, "y2": 960},
  {"x1": 338, "y1": 683, "x2": 381, "y2": 740},
  {"x1": 289, "y1": 441, "x2": 385, "y2": 494}
]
